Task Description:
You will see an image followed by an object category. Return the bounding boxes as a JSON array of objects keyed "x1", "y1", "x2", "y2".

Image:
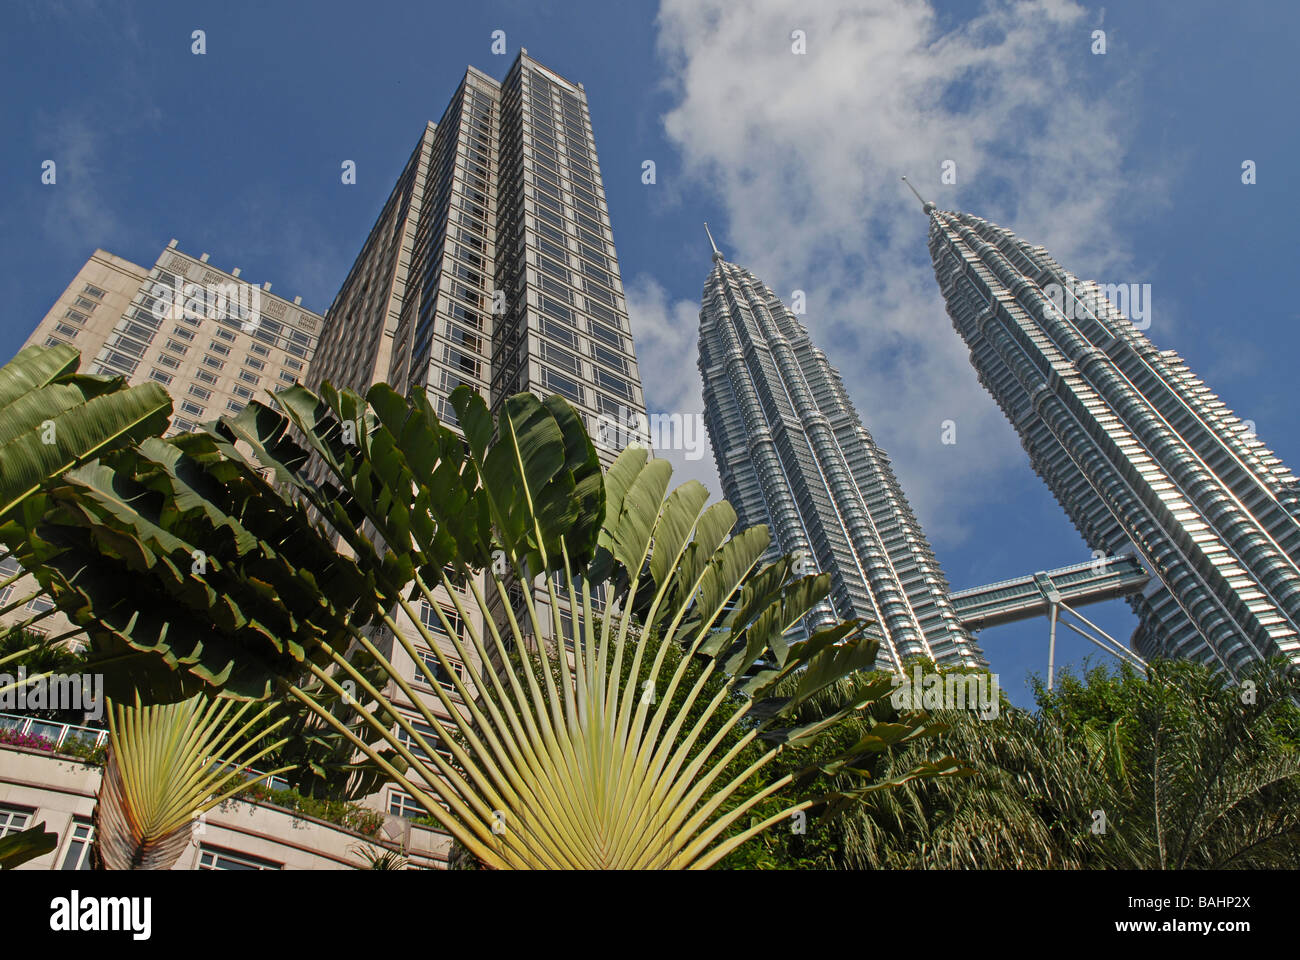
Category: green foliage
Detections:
[
  {"x1": 349, "y1": 842, "x2": 408, "y2": 869},
  {"x1": 224, "y1": 781, "x2": 386, "y2": 838},
  {"x1": 0, "y1": 822, "x2": 57, "y2": 870},
  {"x1": 733, "y1": 656, "x2": 1300, "y2": 869},
  {"x1": 0, "y1": 344, "x2": 171, "y2": 522},
  {"x1": 0, "y1": 628, "x2": 93, "y2": 724}
]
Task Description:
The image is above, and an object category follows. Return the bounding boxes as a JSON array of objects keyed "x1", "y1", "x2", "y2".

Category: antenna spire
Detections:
[
  {"x1": 901, "y1": 176, "x2": 937, "y2": 215},
  {"x1": 704, "y1": 222, "x2": 724, "y2": 262}
]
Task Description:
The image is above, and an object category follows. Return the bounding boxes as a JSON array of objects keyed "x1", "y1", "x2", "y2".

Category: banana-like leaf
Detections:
[
  {"x1": 96, "y1": 692, "x2": 291, "y2": 870},
  {"x1": 259, "y1": 385, "x2": 958, "y2": 869},
  {"x1": 0, "y1": 345, "x2": 171, "y2": 521},
  {"x1": 0, "y1": 822, "x2": 57, "y2": 870}
]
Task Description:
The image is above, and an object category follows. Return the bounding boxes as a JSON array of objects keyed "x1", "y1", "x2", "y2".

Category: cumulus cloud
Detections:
[{"x1": 642, "y1": 0, "x2": 1166, "y2": 546}]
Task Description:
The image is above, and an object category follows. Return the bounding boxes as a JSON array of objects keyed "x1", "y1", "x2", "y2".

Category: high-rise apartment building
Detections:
[
  {"x1": 923, "y1": 201, "x2": 1300, "y2": 676},
  {"x1": 307, "y1": 51, "x2": 649, "y2": 820},
  {"x1": 696, "y1": 230, "x2": 987, "y2": 670},
  {"x1": 24, "y1": 241, "x2": 323, "y2": 434},
  {"x1": 310, "y1": 51, "x2": 645, "y2": 442},
  {"x1": 6, "y1": 243, "x2": 324, "y2": 649}
]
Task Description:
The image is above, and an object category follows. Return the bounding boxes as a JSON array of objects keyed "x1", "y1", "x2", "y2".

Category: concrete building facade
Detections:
[{"x1": 306, "y1": 50, "x2": 649, "y2": 826}]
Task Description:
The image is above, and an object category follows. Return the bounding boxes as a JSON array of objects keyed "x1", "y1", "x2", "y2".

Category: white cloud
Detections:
[
  {"x1": 624, "y1": 274, "x2": 722, "y2": 497},
  {"x1": 646, "y1": 0, "x2": 1165, "y2": 546}
]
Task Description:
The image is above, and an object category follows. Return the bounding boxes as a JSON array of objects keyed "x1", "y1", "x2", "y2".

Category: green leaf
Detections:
[{"x1": 0, "y1": 822, "x2": 57, "y2": 870}]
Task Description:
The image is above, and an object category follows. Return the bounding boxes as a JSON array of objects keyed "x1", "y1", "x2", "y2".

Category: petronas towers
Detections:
[{"x1": 694, "y1": 197, "x2": 1300, "y2": 678}]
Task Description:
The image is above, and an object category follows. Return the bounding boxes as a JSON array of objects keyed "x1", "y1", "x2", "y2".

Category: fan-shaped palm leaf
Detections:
[
  {"x1": 238, "y1": 384, "x2": 962, "y2": 868},
  {"x1": 96, "y1": 692, "x2": 291, "y2": 870}
]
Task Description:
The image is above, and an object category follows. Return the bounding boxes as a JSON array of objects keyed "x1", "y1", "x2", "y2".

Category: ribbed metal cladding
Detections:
[
  {"x1": 698, "y1": 255, "x2": 987, "y2": 670},
  {"x1": 926, "y1": 208, "x2": 1300, "y2": 677}
]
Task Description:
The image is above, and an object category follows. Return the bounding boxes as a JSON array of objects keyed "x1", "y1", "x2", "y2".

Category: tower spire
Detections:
[
  {"x1": 704, "y1": 221, "x2": 724, "y2": 262},
  {"x1": 901, "y1": 176, "x2": 937, "y2": 215}
]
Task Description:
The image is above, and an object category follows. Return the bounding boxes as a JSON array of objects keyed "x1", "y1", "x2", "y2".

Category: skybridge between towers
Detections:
[{"x1": 950, "y1": 555, "x2": 1152, "y2": 688}]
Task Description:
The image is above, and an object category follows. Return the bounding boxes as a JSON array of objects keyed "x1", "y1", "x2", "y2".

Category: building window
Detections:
[
  {"x1": 82, "y1": 284, "x2": 105, "y2": 299},
  {"x1": 394, "y1": 717, "x2": 453, "y2": 764},
  {"x1": 171, "y1": 417, "x2": 196, "y2": 433},
  {"x1": 249, "y1": 343, "x2": 270, "y2": 358},
  {"x1": 0, "y1": 805, "x2": 33, "y2": 838},
  {"x1": 588, "y1": 320, "x2": 623, "y2": 350},
  {"x1": 63, "y1": 309, "x2": 88, "y2": 324},
  {"x1": 540, "y1": 342, "x2": 580, "y2": 375},
  {"x1": 197, "y1": 845, "x2": 282, "y2": 870},
  {"x1": 202, "y1": 355, "x2": 225, "y2": 370},
  {"x1": 542, "y1": 368, "x2": 582, "y2": 405},
  {"x1": 195, "y1": 369, "x2": 219, "y2": 385},
  {"x1": 188, "y1": 385, "x2": 212, "y2": 401},
  {"x1": 592, "y1": 343, "x2": 627, "y2": 373},
  {"x1": 243, "y1": 357, "x2": 265, "y2": 372},
  {"x1": 389, "y1": 790, "x2": 422, "y2": 820},
  {"x1": 26, "y1": 595, "x2": 54, "y2": 614},
  {"x1": 278, "y1": 371, "x2": 297, "y2": 384},
  {"x1": 232, "y1": 384, "x2": 254, "y2": 400},
  {"x1": 58, "y1": 819, "x2": 94, "y2": 870},
  {"x1": 180, "y1": 400, "x2": 205, "y2": 417},
  {"x1": 148, "y1": 369, "x2": 174, "y2": 386},
  {"x1": 164, "y1": 339, "x2": 188, "y2": 355},
  {"x1": 0, "y1": 557, "x2": 17, "y2": 606},
  {"x1": 73, "y1": 296, "x2": 97, "y2": 312},
  {"x1": 54, "y1": 323, "x2": 80, "y2": 339},
  {"x1": 226, "y1": 400, "x2": 245, "y2": 414},
  {"x1": 595, "y1": 368, "x2": 633, "y2": 400},
  {"x1": 418, "y1": 601, "x2": 463, "y2": 640},
  {"x1": 413, "y1": 649, "x2": 465, "y2": 693},
  {"x1": 171, "y1": 325, "x2": 195, "y2": 341},
  {"x1": 238, "y1": 370, "x2": 259, "y2": 386},
  {"x1": 207, "y1": 342, "x2": 231, "y2": 357}
]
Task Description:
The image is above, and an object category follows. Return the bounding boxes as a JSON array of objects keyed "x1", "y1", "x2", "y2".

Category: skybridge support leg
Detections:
[{"x1": 1048, "y1": 602, "x2": 1058, "y2": 691}]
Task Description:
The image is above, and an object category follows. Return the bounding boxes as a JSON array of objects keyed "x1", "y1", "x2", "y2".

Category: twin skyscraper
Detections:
[{"x1": 700, "y1": 189, "x2": 1300, "y2": 677}]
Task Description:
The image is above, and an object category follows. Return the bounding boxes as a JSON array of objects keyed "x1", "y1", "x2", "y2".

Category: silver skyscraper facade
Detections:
[
  {"x1": 924, "y1": 203, "x2": 1300, "y2": 676},
  {"x1": 310, "y1": 51, "x2": 645, "y2": 444},
  {"x1": 697, "y1": 233, "x2": 986, "y2": 670}
]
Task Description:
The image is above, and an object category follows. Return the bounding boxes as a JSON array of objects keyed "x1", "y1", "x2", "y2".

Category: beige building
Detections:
[
  {"x1": 0, "y1": 734, "x2": 450, "y2": 870},
  {"x1": 4, "y1": 241, "x2": 326, "y2": 652},
  {"x1": 25, "y1": 240, "x2": 323, "y2": 434}
]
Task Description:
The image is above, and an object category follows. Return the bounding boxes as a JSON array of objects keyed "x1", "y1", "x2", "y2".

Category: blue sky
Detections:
[{"x1": 2, "y1": 0, "x2": 1296, "y2": 707}]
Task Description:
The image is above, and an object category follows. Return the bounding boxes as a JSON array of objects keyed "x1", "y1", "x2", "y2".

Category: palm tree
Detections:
[
  {"x1": 4, "y1": 372, "x2": 964, "y2": 869},
  {"x1": 95, "y1": 692, "x2": 292, "y2": 870},
  {"x1": 741, "y1": 659, "x2": 1300, "y2": 869},
  {"x1": 1087, "y1": 658, "x2": 1300, "y2": 869}
]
